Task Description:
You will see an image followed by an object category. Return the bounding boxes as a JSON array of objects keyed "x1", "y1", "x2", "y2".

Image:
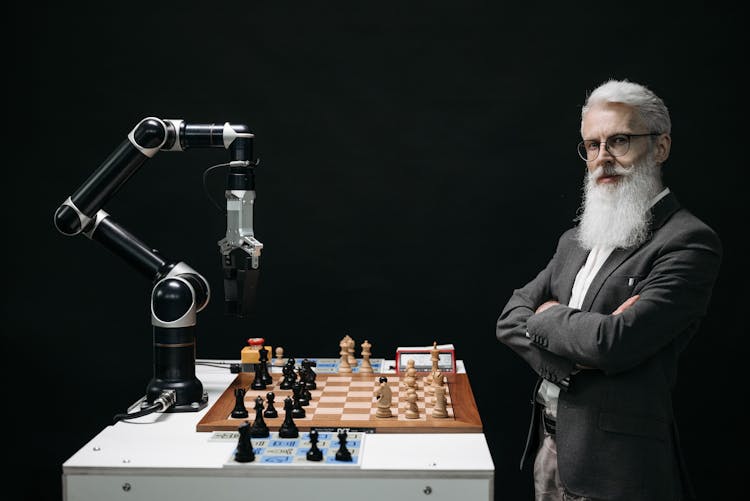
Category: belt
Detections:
[{"x1": 541, "y1": 411, "x2": 556, "y2": 436}]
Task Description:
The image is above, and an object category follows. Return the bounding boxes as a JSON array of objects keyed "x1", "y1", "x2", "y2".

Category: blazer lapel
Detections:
[
  {"x1": 559, "y1": 246, "x2": 589, "y2": 306},
  {"x1": 580, "y1": 191, "x2": 681, "y2": 311}
]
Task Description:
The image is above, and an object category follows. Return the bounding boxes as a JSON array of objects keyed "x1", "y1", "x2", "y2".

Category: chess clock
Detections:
[{"x1": 395, "y1": 344, "x2": 456, "y2": 374}]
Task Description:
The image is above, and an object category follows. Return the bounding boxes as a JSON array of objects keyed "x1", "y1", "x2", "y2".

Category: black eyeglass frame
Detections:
[{"x1": 577, "y1": 132, "x2": 662, "y2": 161}]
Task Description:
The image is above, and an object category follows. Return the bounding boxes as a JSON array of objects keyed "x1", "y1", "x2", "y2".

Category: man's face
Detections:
[{"x1": 581, "y1": 103, "x2": 662, "y2": 185}]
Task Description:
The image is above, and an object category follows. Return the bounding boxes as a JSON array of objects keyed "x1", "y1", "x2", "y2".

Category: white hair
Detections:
[
  {"x1": 581, "y1": 79, "x2": 671, "y2": 135},
  {"x1": 576, "y1": 153, "x2": 663, "y2": 250}
]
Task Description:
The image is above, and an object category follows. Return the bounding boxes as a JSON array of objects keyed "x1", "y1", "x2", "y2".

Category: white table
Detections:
[{"x1": 62, "y1": 361, "x2": 495, "y2": 501}]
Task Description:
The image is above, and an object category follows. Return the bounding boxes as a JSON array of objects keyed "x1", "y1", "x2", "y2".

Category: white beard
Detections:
[{"x1": 576, "y1": 159, "x2": 663, "y2": 250}]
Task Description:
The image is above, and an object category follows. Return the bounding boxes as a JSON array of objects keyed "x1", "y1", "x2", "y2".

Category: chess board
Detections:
[
  {"x1": 197, "y1": 372, "x2": 482, "y2": 433},
  {"x1": 216, "y1": 430, "x2": 365, "y2": 467}
]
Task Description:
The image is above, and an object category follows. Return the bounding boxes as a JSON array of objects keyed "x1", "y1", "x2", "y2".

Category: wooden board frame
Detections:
[{"x1": 196, "y1": 372, "x2": 483, "y2": 433}]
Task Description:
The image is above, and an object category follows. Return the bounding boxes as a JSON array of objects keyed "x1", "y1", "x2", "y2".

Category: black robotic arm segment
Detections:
[
  {"x1": 152, "y1": 263, "x2": 211, "y2": 324},
  {"x1": 88, "y1": 212, "x2": 170, "y2": 280},
  {"x1": 54, "y1": 117, "x2": 173, "y2": 236}
]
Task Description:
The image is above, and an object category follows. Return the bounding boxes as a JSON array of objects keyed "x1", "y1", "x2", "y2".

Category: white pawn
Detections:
[
  {"x1": 273, "y1": 346, "x2": 285, "y2": 367},
  {"x1": 404, "y1": 389, "x2": 419, "y2": 419}
]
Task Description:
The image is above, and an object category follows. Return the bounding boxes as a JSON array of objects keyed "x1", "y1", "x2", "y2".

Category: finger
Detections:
[{"x1": 612, "y1": 295, "x2": 640, "y2": 315}]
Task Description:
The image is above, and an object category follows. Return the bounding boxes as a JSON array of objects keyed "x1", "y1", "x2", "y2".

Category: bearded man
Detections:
[{"x1": 496, "y1": 80, "x2": 721, "y2": 501}]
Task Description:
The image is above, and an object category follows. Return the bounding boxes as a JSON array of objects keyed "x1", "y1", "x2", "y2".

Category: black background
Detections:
[{"x1": 7, "y1": 2, "x2": 745, "y2": 500}]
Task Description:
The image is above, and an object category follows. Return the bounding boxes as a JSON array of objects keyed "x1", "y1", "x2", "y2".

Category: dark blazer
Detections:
[{"x1": 497, "y1": 192, "x2": 721, "y2": 501}]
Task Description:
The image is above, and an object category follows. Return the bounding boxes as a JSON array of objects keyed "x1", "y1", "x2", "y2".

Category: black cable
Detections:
[
  {"x1": 202, "y1": 162, "x2": 229, "y2": 214},
  {"x1": 113, "y1": 403, "x2": 161, "y2": 424},
  {"x1": 112, "y1": 390, "x2": 176, "y2": 424}
]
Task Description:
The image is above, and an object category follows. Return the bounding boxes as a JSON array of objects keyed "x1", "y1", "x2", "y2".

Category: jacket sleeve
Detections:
[
  {"x1": 526, "y1": 224, "x2": 722, "y2": 375},
  {"x1": 496, "y1": 241, "x2": 576, "y2": 386}
]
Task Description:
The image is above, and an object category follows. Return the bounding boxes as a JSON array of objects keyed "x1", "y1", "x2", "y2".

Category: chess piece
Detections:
[
  {"x1": 431, "y1": 369, "x2": 444, "y2": 389},
  {"x1": 405, "y1": 389, "x2": 419, "y2": 419},
  {"x1": 278, "y1": 396, "x2": 299, "y2": 438},
  {"x1": 231, "y1": 388, "x2": 249, "y2": 418},
  {"x1": 338, "y1": 338, "x2": 352, "y2": 373},
  {"x1": 432, "y1": 385, "x2": 449, "y2": 418},
  {"x1": 404, "y1": 359, "x2": 417, "y2": 390},
  {"x1": 279, "y1": 359, "x2": 296, "y2": 389},
  {"x1": 347, "y1": 336, "x2": 356, "y2": 366},
  {"x1": 335, "y1": 430, "x2": 352, "y2": 461},
  {"x1": 291, "y1": 383, "x2": 306, "y2": 418},
  {"x1": 359, "y1": 339, "x2": 373, "y2": 373},
  {"x1": 249, "y1": 396, "x2": 270, "y2": 437},
  {"x1": 251, "y1": 361, "x2": 266, "y2": 390},
  {"x1": 306, "y1": 428, "x2": 323, "y2": 462},
  {"x1": 302, "y1": 359, "x2": 317, "y2": 390},
  {"x1": 263, "y1": 391, "x2": 278, "y2": 418},
  {"x1": 273, "y1": 346, "x2": 285, "y2": 367},
  {"x1": 374, "y1": 377, "x2": 393, "y2": 418},
  {"x1": 426, "y1": 341, "x2": 439, "y2": 385},
  {"x1": 234, "y1": 421, "x2": 255, "y2": 463},
  {"x1": 258, "y1": 347, "x2": 273, "y2": 386},
  {"x1": 427, "y1": 370, "x2": 444, "y2": 400}
]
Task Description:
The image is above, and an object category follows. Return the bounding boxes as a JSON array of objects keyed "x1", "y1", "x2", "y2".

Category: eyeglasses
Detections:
[{"x1": 577, "y1": 133, "x2": 661, "y2": 161}]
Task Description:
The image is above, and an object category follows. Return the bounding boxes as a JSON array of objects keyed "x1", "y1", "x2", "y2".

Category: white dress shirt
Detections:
[{"x1": 536, "y1": 188, "x2": 670, "y2": 418}]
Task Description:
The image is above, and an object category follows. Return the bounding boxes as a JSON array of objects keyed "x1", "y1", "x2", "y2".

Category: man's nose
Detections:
[{"x1": 595, "y1": 142, "x2": 614, "y2": 166}]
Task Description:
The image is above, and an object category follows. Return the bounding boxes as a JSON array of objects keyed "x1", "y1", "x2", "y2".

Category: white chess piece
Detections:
[
  {"x1": 338, "y1": 339, "x2": 352, "y2": 373},
  {"x1": 360, "y1": 339, "x2": 373, "y2": 373},
  {"x1": 431, "y1": 385, "x2": 448, "y2": 418},
  {"x1": 273, "y1": 346, "x2": 285, "y2": 367},
  {"x1": 374, "y1": 379, "x2": 393, "y2": 418}
]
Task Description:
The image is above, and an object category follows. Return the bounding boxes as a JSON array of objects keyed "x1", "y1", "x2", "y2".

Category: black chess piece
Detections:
[
  {"x1": 294, "y1": 378, "x2": 310, "y2": 407},
  {"x1": 291, "y1": 383, "x2": 306, "y2": 418},
  {"x1": 249, "y1": 396, "x2": 270, "y2": 438},
  {"x1": 234, "y1": 421, "x2": 255, "y2": 463},
  {"x1": 263, "y1": 392, "x2": 278, "y2": 418},
  {"x1": 279, "y1": 361, "x2": 295, "y2": 390},
  {"x1": 302, "y1": 359, "x2": 317, "y2": 390},
  {"x1": 251, "y1": 362, "x2": 267, "y2": 390},
  {"x1": 231, "y1": 388, "x2": 249, "y2": 419},
  {"x1": 306, "y1": 428, "x2": 323, "y2": 462},
  {"x1": 335, "y1": 430, "x2": 352, "y2": 461},
  {"x1": 300, "y1": 384, "x2": 312, "y2": 406},
  {"x1": 278, "y1": 396, "x2": 299, "y2": 438},
  {"x1": 258, "y1": 347, "x2": 273, "y2": 386}
]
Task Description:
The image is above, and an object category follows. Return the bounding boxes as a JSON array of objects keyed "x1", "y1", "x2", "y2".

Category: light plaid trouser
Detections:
[{"x1": 533, "y1": 426, "x2": 592, "y2": 501}]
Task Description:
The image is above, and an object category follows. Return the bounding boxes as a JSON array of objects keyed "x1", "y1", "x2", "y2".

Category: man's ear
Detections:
[{"x1": 654, "y1": 133, "x2": 671, "y2": 164}]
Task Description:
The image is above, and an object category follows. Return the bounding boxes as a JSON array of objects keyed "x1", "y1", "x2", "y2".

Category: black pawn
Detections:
[
  {"x1": 250, "y1": 396, "x2": 269, "y2": 438},
  {"x1": 335, "y1": 430, "x2": 352, "y2": 461},
  {"x1": 259, "y1": 347, "x2": 273, "y2": 386},
  {"x1": 278, "y1": 396, "x2": 299, "y2": 438},
  {"x1": 263, "y1": 392, "x2": 278, "y2": 418},
  {"x1": 234, "y1": 421, "x2": 255, "y2": 463},
  {"x1": 231, "y1": 388, "x2": 248, "y2": 419},
  {"x1": 251, "y1": 362, "x2": 266, "y2": 390},
  {"x1": 306, "y1": 429, "x2": 323, "y2": 462}
]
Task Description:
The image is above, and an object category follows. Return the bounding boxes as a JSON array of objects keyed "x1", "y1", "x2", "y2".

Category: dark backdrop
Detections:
[{"x1": 7, "y1": 2, "x2": 745, "y2": 500}]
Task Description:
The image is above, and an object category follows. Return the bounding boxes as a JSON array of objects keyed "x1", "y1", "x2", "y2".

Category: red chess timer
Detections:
[
  {"x1": 395, "y1": 343, "x2": 456, "y2": 374},
  {"x1": 240, "y1": 337, "x2": 273, "y2": 372}
]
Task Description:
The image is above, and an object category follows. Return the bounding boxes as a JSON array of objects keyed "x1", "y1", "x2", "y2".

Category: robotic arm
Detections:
[{"x1": 54, "y1": 117, "x2": 262, "y2": 413}]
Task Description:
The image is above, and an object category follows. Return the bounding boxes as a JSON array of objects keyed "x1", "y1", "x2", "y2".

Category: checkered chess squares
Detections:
[{"x1": 239, "y1": 375, "x2": 454, "y2": 422}]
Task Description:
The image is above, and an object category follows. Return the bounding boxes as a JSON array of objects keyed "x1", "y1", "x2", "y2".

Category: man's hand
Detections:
[
  {"x1": 612, "y1": 295, "x2": 640, "y2": 315},
  {"x1": 575, "y1": 295, "x2": 640, "y2": 370},
  {"x1": 535, "y1": 300, "x2": 560, "y2": 314}
]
